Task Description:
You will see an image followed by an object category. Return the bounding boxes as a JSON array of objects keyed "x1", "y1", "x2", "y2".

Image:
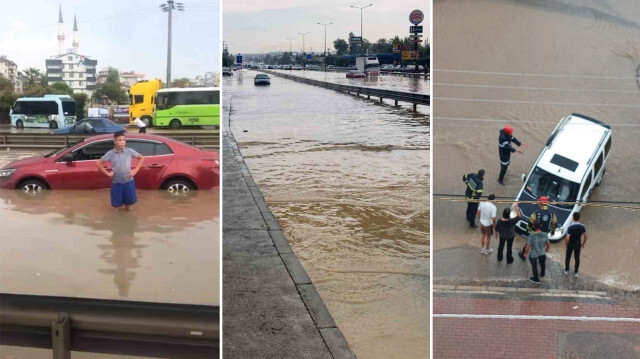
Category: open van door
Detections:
[{"x1": 577, "y1": 169, "x2": 594, "y2": 212}]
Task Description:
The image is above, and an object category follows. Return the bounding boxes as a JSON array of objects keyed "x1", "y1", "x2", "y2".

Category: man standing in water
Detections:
[
  {"x1": 565, "y1": 212, "x2": 588, "y2": 277},
  {"x1": 96, "y1": 131, "x2": 145, "y2": 210},
  {"x1": 463, "y1": 169, "x2": 485, "y2": 228},
  {"x1": 498, "y1": 125, "x2": 525, "y2": 186}
]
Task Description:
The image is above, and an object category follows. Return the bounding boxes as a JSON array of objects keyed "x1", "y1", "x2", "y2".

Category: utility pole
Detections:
[
  {"x1": 298, "y1": 32, "x2": 310, "y2": 68},
  {"x1": 318, "y1": 22, "x2": 332, "y2": 70},
  {"x1": 286, "y1": 37, "x2": 295, "y2": 54},
  {"x1": 350, "y1": 4, "x2": 372, "y2": 55},
  {"x1": 160, "y1": 0, "x2": 184, "y2": 86}
]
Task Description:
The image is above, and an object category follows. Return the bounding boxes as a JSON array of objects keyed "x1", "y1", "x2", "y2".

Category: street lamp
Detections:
[
  {"x1": 317, "y1": 22, "x2": 333, "y2": 69},
  {"x1": 160, "y1": 0, "x2": 185, "y2": 86},
  {"x1": 350, "y1": 3, "x2": 372, "y2": 55},
  {"x1": 298, "y1": 32, "x2": 310, "y2": 68}
]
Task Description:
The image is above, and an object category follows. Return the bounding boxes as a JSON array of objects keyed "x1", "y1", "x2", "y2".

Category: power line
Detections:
[
  {"x1": 433, "y1": 96, "x2": 640, "y2": 108},
  {"x1": 432, "y1": 117, "x2": 640, "y2": 127},
  {"x1": 432, "y1": 195, "x2": 640, "y2": 211},
  {"x1": 433, "y1": 82, "x2": 640, "y2": 94},
  {"x1": 435, "y1": 69, "x2": 638, "y2": 80}
]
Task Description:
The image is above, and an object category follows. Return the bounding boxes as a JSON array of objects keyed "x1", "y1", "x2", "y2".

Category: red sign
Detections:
[{"x1": 409, "y1": 9, "x2": 424, "y2": 25}]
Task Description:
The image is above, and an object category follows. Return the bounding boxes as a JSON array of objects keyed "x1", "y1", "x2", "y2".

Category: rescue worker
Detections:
[
  {"x1": 463, "y1": 169, "x2": 485, "y2": 228},
  {"x1": 519, "y1": 195, "x2": 557, "y2": 260},
  {"x1": 498, "y1": 125, "x2": 525, "y2": 186}
]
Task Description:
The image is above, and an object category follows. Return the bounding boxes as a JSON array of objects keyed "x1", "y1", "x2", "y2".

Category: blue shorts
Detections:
[{"x1": 111, "y1": 180, "x2": 137, "y2": 207}]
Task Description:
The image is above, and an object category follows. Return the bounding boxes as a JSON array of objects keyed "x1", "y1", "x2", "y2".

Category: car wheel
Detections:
[
  {"x1": 141, "y1": 116, "x2": 152, "y2": 127},
  {"x1": 19, "y1": 179, "x2": 48, "y2": 193},
  {"x1": 164, "y1": 179, "x2": 195, "y2": 194},
  {"x1": 16, "y1": 120, "x2": 24, "y2": 129},
  {"x1": 169, "y1": 119, "x2": 182, "y2": 129},
  {"x1": 49, "y1": 121, "x2": 58, "y2": 129}
]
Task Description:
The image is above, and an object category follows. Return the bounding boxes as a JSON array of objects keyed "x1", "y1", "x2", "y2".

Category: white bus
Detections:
[{"x1": 10, "y1": 95, "x2": 76, "y2": 129}]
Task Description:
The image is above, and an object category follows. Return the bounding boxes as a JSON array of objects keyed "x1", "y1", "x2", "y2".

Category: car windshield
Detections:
[
  {"x1": 255, "y1": 74, "x2": 269, "y2": 79},
  {"x1": 44, "y1": 139, "x2": 85, "y2": 158},
  {"x1": 524, "y1": 166, "x2": 580, "y2": 209}
]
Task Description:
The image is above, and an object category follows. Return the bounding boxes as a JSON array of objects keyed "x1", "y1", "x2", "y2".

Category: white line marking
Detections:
[{"x1": 434, "y1": 314, "x2": 640, "y2": 322}]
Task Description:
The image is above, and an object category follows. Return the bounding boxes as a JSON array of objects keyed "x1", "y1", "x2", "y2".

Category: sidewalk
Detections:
[{"x1": 222, "y1": 128, "x2": 356, "y2": 358}]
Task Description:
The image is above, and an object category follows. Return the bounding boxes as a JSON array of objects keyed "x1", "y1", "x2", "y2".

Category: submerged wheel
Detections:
[
  {"x1": 169, "y1": 119, "x2": 182, "y2": 129},
  {"x1": 163, "y1": 179, "x2": 195, "y2": 194},
  {"x1": 18, "y1": 179, "x2": 48, "y2": 193},
  {"x1": 16, "y1": 120, "x2": 24, "y2": 129},
  {"x1": 141, "y1": 116, "x2": 152, "y2": 127}
]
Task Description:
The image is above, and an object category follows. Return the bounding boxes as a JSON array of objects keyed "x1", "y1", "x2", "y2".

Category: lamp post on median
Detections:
[
  {"x1": 317, "y1": 22, "x2": 332, "y2": 70},
  {"x1": 350, "y1": 3, "x2": 372, "y2": 56},
  {"x1": 160, "y1": 0, "x2": 185, "y2": 86},
  {"x1": 298, "y1": 32, "x2": 310, "y2": 68}
]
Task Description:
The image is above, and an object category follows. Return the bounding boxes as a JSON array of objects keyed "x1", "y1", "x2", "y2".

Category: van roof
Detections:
[{"x1": 538, "y1": 114, "x2": 610, "y2": 183}]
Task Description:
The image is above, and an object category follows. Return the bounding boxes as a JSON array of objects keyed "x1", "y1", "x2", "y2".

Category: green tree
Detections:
[
  {"x1": 0, "y1": 76, "x2": 16, "y2": 124},
  {"x1": 49, "y1": 81, "x2": 74, "y2": 95},
  {"x1": 23, "y1": 67, "x2": 45, "y2": 89},
  {"x1": 71, "y1": 93, "x2": 88, "y2": 118},
  {"x1": 171, "y1": 78, "x2": 191, "y2": 87},
  {"x1": 333, "y1": 39, "x2": 348, "y2": 56},
  {"x1": 92, "y1": 68, "x2": 127, "y2": 104}
]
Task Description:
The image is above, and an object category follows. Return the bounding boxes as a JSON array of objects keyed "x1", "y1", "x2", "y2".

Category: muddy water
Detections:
[
  {"x1": 433, "y1": 0, "x2": 640, "y2": 289},
  {"x1": 270, "y1": 69, "x2": 430, "y2": 94},
  {"x1": 0, "y1": 150, "x2": 220, "y2": 305},
  {"x1": 224, "y1": 70, "x2": 429, "y2": 358}
]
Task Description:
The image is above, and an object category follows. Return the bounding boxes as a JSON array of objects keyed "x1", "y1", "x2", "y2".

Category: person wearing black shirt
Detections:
[
  {"x1": 495, "y1": 203, "x2": 521, "y2": 263},
  {"x1": 463, "y1": 169, "x2": 485, "y2": 228},
  {"x1": 564, "y1": 212, "x2": 588, "y2": 277}
]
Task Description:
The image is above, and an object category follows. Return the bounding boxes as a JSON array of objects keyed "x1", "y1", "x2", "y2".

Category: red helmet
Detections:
[
  {"x1": 504, "y1": 125, "x2": 513, "y2": 135},
  {"x1": 538, "y1": 196, "x2": 549, "y2": 204}
]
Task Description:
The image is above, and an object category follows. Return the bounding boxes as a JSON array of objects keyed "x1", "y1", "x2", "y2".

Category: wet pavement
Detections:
[{"x1": 224, "y1": 70, "x2": 429, "y2": 358}]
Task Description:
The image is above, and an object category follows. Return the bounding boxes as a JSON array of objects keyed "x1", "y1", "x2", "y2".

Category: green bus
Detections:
[{"x1": 154, "y1": 87, "x2": 220, "y2": 129}]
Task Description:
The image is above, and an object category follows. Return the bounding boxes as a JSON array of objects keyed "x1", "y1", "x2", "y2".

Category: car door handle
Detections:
[{"x1": 148, "y1": 164, "x2": 164, "y2": 169}]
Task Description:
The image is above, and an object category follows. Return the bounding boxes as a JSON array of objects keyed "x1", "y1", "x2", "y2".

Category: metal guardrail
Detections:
[
  {"x1": 0, "y1": 293, "x2": 219, "y2": 359},
  {"x1": 269, "y1": 68, "x2": 430, "y2": 78},
  {"x1": 0, "y1": 132, "x2": 220, "y2": 150},
  {"x1": 263, "y1": 70, "x2": 430, "y2": 110}
]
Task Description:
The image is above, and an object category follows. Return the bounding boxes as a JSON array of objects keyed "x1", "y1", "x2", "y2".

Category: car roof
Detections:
[{"x1": 538, "y1": 114, "x2": 610, "y2": 183}]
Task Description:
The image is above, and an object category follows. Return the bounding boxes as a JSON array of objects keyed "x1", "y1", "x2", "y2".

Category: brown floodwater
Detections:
[
  {"x1": 224, "y1": 70, "x2": 429, "y2": 358},
  {"x1": 0, "y1": 150, "x2": 220, "y2": 305},
  {"x1": 433, "y1": 0, "x2": 640, "y2": 290}
]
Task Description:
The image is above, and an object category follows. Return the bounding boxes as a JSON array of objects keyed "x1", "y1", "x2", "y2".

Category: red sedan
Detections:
[
  {"x1": 0, "y1": 134, "x2": 219, "y2": 193},
  {"x1": 346, "y1": 70, "x2": 367, "y2": 78}
]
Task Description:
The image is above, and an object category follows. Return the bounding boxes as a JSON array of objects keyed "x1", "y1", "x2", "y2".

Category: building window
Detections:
[
  {"x1": 80, "y1": 81, "x2": 84, "y2": 87},
  {"x1": 70, "y1": 72, "x2": 74, "y2": 78},
  {"x1": 80, "y1": 73, "x2": 83, "y2": 78},
  {"x1": 68, "y1": 56, "x2": 72, "y2": 61}
]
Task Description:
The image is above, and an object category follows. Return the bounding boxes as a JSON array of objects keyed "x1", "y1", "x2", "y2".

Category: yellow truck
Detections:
[{"x1": 129, "y1": 79, "x2": 163, "y2": 126}]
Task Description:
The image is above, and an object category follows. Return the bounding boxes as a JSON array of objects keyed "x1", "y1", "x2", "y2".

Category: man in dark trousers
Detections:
[
  {"x1": 463, "y1": 169, "x2": 485, "y2": 228},
  {"x1": 498, "y1": 125, "x2": 525, "y2": 186},
  {"x1": 565, "y1": 212, "x2": 588, "y2": 277},
  {"x1": 519, "y1": 196, "x2": 557, "y2": 260}
]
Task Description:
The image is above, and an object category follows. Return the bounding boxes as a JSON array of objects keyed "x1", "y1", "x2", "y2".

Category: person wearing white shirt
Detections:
[
  {"x1": 477, "y1": 194, "x2": 497, "y2": 254},
  {"x1": 132, "y1": 117, "x2": 147, "y2": 133}
]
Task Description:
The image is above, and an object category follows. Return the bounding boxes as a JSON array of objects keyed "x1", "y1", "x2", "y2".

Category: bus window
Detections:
[{"x1": 61, "y1": 100, "x2": 76, "y2": 116}]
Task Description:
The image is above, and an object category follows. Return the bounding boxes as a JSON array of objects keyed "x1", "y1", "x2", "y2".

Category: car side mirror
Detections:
[
  {"x1": 521, "y1": 173, "x2": 526, "y2": 182},
  {"x1": 62, "y1": 153, "x2": 74, "y2": 162}
]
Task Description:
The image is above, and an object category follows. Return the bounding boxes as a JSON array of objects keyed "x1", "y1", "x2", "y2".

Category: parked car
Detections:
[
  {"x1": 0, "y1": 134, "x2": 219, "y2": 193},
  {"x1": 254, "y1": 74, "x2": 271, "y2": 85},
  {"x1": 512, "y1": 113, "x2": 611, "y2": 242},
  {"x1": 222, "y1": 67, "x2": 232, "y2": 76},
  {"x1": 53, "y1": 118, "x2": 126, "y2": 134},
  {"x1": 346, "y1": 70, "x2": 367, "y2": 78},
  {"x1": 293, "y1": 66, "x2": 303, "y2": 70}
]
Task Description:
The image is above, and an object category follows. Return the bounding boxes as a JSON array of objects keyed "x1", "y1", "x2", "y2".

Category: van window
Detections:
[
  {"x1": 604, "y1": 137, "x2": 612, "y2": 158},
  {"x1": 524, "y1": 166, "x2": 580, "y2": 209},
  {"x1": 580, "y1": 171, "x2": 592, "y2": 200},
  {"x1": 594, "y1": 152, "x2": 603, "y2": 176}
]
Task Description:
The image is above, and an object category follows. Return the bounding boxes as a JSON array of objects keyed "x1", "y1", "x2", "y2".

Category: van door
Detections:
[{"x1": 578, "y1": 170, "x2": 593, "y2": 210}]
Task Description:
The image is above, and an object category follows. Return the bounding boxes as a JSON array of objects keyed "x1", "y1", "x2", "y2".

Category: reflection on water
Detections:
[
  {"x1": 225, "y1": 70, "x2": 429, "y2": 359},
  {"x1": 0, "y1": 187, "x2": 220, "y2": 305},
  {"x1": 433, "y1": 0, "x2": 640, "y2": 290}
]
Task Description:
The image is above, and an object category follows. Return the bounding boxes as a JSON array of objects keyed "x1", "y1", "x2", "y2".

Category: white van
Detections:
[
  {"x1": 513, "y1": 113, "x2": 612, "y2": 242},
  {"x1": 10, "y1": 95, "x2": 76, "y2": 129}
]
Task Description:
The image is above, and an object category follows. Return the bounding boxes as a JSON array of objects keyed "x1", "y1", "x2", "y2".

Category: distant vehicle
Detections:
[
  {"x1": 0, "y1": 134, "x2": 219, "y2": 193},
  {"x1": 254, "y1": 74, "x2": 271, "y2": 85},
  {"x1": 154, "y1": 87, "x2": 220, "y2": 129},
  {"x1": 513, "y1": 114, "x2": 612, "y2": 242},
  {"x1": 293, "y1": 65, "x2": 303, "y2": 70},
  {"x1": 283, "y1": 65, "x2": 292, "y2": 70},
  {"x1": 222, "y1": 67, "x2": 232, "y2": 76},
  {"x1": 356, "y1": 56, "x2": 380, "y2": 75},
  {"x1": 10, "y1": 95, "x2": 76, "y2": 129},
  {"x1": 346, "y1": 70, "x2": 366, "y2": 78},
  {"x1": 129, "y1": 79, "x2": 163, "y2": 126},
  {"x1": 53, "y1": 118, "x2": 126, "y2": 134}
]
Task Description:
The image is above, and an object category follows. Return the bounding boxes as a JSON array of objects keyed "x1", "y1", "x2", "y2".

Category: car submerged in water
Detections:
[
  {"x1": 254, "y1": 74, "x2": 271, "y2": 85},
  {"x1": 346, "y1": 70, "x2": 366, "y2": 78},
  {"x1": 0, "y1": 134, "x2": 219, "y2": 193},
  {"x1": 512, "y1": 113, "x2": 611, "y2": 242}
]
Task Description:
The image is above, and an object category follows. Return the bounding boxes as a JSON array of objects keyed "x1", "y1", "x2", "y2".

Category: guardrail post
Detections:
[
  {"x1": 380, "y1": 97, "x2": 383, "y2": 103},
  {"x1": 395, "y1": 100, "x2": 399, "y2": 107},
  {"x1": 64, "y1": 136, "x2": 69, "y2": 146},
  {"x1": 192, "y1": 136, "x2": 196, "y2": 145},
  {"x1": 413, "y1": 103, "x2": 418, "y2": 112},
  {"x1": 2, "y1": 135, "x2": 5, "y2": 145},
  {"x1": 52, "y1": 313, "x2": 71, "y2": 359}
]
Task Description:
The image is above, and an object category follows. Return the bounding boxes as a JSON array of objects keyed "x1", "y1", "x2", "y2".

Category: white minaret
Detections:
[
  {"x1": 57, "y1": 4, "x2": 65, "y2": 55},
  {"x1": 72, "y1": 14, "x2": 79, "y2": 53}
]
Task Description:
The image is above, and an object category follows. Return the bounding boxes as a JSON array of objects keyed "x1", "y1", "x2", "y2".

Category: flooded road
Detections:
[
  {"x1": 0, "y1": 150, "x2": 220, "y2": 305},
  {"x1": 224, "y1": 70, "x2": 429, "y2": 358},
  {"x1": 269, "y1": 69, "x2": 430, "y2": 94},
  {"x1": 433, "y1": 0, "x2": 640, "y2": 290}
]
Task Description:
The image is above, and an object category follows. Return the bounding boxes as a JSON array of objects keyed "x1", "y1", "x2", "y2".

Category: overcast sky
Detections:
[
  {"x1": 224, "y1": 0, "x2": 430, "y2": 54},
  {"x1": 0, "y1": 0, "x2": 220, "y2": 81}
]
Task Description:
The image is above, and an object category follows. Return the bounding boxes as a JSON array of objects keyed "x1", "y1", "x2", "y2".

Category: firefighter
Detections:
[
  {"x1": 463, "y1": 169, "x2": 485, "y2": 228},
  {"x1": 498, "y1": 125, "x2": 525, "y2": 186},
  {"x1": 519, "y1": 196, "x2": 557, "y2": 260}
]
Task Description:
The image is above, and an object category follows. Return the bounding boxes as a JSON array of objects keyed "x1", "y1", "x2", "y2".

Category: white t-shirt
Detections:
[
  {"x1": 478, "y1": 201, "x2": 497, "y2": 227},
  {"x1": 133, "y1": 118, "x2": 146, "y2": 128}
]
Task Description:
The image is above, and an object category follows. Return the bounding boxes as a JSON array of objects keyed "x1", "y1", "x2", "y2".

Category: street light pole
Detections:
[
  {"x1": 298, "y1": 32, "x2": 310, "y2": 68},
  {"x1": 350, "y1": 4, "x2": 372, "y2": 56},
  {"x1": 317, "y1": 22, "x2": 332, "y2": 70},
  {"x1": 160, "y1": 0, "x2": 184, "y2": 86}
]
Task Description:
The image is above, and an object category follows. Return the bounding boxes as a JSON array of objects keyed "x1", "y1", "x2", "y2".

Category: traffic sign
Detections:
[
  {"x1": 410, "y1": 26, "x2": 423, "y2": 33},
  {"x1": 411, "y1": 39, "x2": 423, "y2": 43},
  {"x1": 349, "y1": 36, "x2": 362, "y2": 44},
  {"x1": 236, "y1": 55, "x2": 243, "y2": 64},
  {"x1": 409, "y1": 9, "x2": 424, "y2": 25},
  {"x1": 409, "y1": 34, "x2": 422, "y2": 39},
  {"x1": 402, "y1": 51, "x2": 419, "y2": 60}
]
